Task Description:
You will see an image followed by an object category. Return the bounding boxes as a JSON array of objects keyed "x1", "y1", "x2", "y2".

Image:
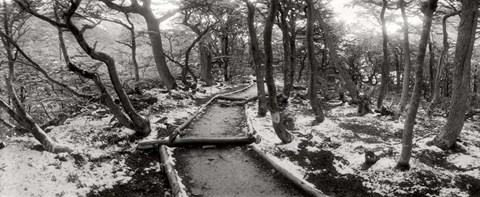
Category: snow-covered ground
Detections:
[
  {"x1": 0, "y1": 83, "x2": 236, "y2": 197},
  {"x1": 246, "y1": 98, "x2": 480, "y2": 197}
]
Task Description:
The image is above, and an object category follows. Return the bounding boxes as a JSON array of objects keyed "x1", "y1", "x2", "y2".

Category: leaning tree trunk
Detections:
[
  {"x1": 182, "y1": 27, "x2": 210, "y2": 90},
  {"x1": 426, "y1": 11, "x2": 459, "y2": 117},
  {"x1": 398, "y1": 0, "x2": 412, "y2": 112},
  {"x1": 54, "y1": 21, "x2": 137, "y2": 131},
  {"x1": 314, "y1": 11, "x2": 359, "y2": 102},
  {"x1": 62, "y1": 5, "x2": 151, "y2": 136},
  {"x1": 377, "y1": 0, "x2": 390, "y2": 109},
  {"x1": 0, "y1": 78, "x2": 73, "y2": 153},
  {"x1": 433, "y1": 0, "x2": 478, "y2": 150},
  {"x1": 397, "y1": 0, "x2": 438, "y2": 170},
  {"x1": 306, "y1": 0, "x2": 325, "y2": 124},
  {"x1": 143, "y1": 12, "x2": 177, "y2": 90},
  {"x1": 245, "y1": 0, "x2": 267, "y2": 117},
  {"x1": 264, "y1": 0, "x2": 293, "y2": 143}
]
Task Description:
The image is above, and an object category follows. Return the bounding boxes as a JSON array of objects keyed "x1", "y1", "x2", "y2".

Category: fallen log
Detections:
[
  {"x1": 216, "y1": 96, "x2": 247, "y2": 101},
  {"x1": 139, "y1": 136, "x2": 257, "y2": 149},
  {"x1": 250, "y1": 145, "x2": 328, "y2": 197},
  {"x1": 159, "y1": 145, "x2": 188, "y2": 197}
]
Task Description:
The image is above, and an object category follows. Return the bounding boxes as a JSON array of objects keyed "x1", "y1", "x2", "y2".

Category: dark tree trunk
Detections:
[
  {"x1": 397, "y1": 0, "x2": 438, "y2": 170},
  {"x1": 426, "y1": 11, "x2": 459, "y2": 117},
  {"x1": 99, "y1": 0, "x2": 177, "y2": 90},
  {"x1": 181, "y1": 27, "x2": 210, "y2": 90},
  {"x1": 278, "y1": 1, "x2": 295, "y2": 104},
  {"x1": 398, "y1": 0, "x2": 412, "y2": 112},
  {"x1": 55, "y1": 24, "x2": 136, "y2": 132},
  {"x1": 306, "y1": 0, "x2": 325, "y2": 124},
  {"x1": 377, "y1": 0, "x2": 390, "y2": 109},
  {"x1": 200, "y1": 43, "x2": 214, "y2": 86},
  {"x1": 428, "y1": 38, "x2": 435, "y2": 96},
  {"x1": 222, "y1": 35, "x2": 230, "y2": 81},
  {"x1": 245, "y1": 0, "x2": 267, "y2": 117},
  {"x1": 143, "y1": 13, "x2": 177, "y2": 90},
  {"x1": 264, "y1": 0, "x2": 293, "y2": 143},
  {"x1": 433, "y1": 0, "x2": 478, "y2": 150}
]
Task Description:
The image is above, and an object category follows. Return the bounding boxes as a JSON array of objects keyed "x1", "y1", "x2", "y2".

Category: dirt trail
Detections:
[{"x1": 173, "y1": 85, "x2": 306, "y2": 197}]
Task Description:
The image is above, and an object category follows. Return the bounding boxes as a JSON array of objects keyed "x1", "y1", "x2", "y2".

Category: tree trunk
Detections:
[
  {"x1": 222, "y1": 35, "x2": 230, "y2": 81},
  {"x1": 398, "y1": 0, "x2": 412, "y2": 112},
  {"x1": 314, "y1": 11, "x2": 359, "y2": 102},
  {"x1": 98, "y1": 0, "x2": 177, "y2": 89},
  {"x1": 127, "y1": 16, "x2": 140, "y2": 82},
  {"x1": 306, "y1": 0, "x2": 325, "y2": 124},
  {"x1": 397, "y1": 0, "x2": 438, "y2": 170},
  {"x1": 1, "y1": 78, "x2": 73, "y2": 153},
  {"x1": 428, "y1": 38, "x2": 435, "y2": 96},
  {"x1": 377, "y1": 0, "x2": 390, "y2": 109},
  {"x1": 394, "y1": 48, "x2": 401, "y2": 93},
  {"x1": 245, "y1": 0, "x2": 267, "y2": 117},
  {"x1": 264, "y1": 0, "x2": 293, "y2": 143},
  {"x1": 433, "y1": 0, "x2": 478, "y2": 150},
  {"x1": 426, "y1": 11, "x2": 459, "y2": 117},
  {"x1": 57, "y1": 3, "x2": 151, "y2": 136},
  {"x1": 278, "y1": 2, "x2": 295, "y2": 104},
  {"x1": 182, "y1": 28, "x2": 210, "y2": 90},
  {"x1": 143, "y1": 12, "x2": 177, "y2": 90},
  {"x1": 200, "y1": 42, "x2": 214, "y2": 86}
]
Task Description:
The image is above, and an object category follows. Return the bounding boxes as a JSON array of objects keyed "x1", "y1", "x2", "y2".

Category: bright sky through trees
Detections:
[{"x1": 330, "y1": 0, "x2": 422, "y2": 35}]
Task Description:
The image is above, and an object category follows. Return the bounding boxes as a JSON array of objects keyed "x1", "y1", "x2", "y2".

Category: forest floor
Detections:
[
  {"x1": 0, "y1": 79, "x2": 479, "y2": 197},
  {"x1": 0, "y1": 80, "x2": 248, "y2": 197},
  {"x1": 246, "y1": 93, "x2": 480, "y2": 197}
]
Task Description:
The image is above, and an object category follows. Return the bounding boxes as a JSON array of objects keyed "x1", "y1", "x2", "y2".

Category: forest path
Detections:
[{"x1": 172, "y1": 84, "x2": 306, "y2": 197}]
